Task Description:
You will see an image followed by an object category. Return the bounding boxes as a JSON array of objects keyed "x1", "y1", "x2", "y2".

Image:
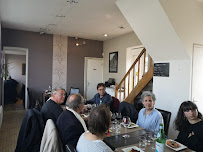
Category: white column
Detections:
[{"x1": 52, "y1": 35, "x2": 67, "y2": 90}]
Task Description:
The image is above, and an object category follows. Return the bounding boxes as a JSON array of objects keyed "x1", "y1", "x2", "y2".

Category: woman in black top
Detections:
[{"x1": 174, "y1": 101, "x2": 203, "y2": 152}]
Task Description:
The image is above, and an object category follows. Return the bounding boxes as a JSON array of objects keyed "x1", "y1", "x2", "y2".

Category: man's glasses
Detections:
[
  {"x1": 57, "y1": 93, "x2": 66, "y2": 96},
  {"x1": 98, "y1": 89, "x2": 105, "y2": 91}
]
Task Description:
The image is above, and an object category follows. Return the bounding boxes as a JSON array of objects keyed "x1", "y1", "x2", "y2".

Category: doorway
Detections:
[
  {"x1": 2, "y1": 47, "x2": 29, "y2": 109},
  {"x1": 84, "y1": 57, "x2": 103, "y2": 100},
  {"x1": 192, "y1": 44, "x2": 203, "y2": 114}
]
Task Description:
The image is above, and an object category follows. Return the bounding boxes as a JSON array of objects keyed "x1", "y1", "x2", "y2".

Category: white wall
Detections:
[
  {"x1": 153, "y1": 60, "x2": 191, "y2": 139},
  {"x1": 5, "y1": 54, "x2": 26, "y2": 95},
  {"x1": 116, "y1": 0, "x2": 192, "y2": 139},
  {"x1": 159, "y1": 0, "x2": 203, "y2": 57},
  {"x1": 103, "y1": 32, "x2": 142, "y2": 84}
]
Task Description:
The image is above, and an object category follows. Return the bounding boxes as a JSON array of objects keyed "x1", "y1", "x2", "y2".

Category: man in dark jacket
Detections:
[
  {"x1": 41, "y1": 88, "x2": 65, "y2": 124},
  {"x1": 87, "y1": 83, "x2": 112, "y2": 107},
  {"x1": 57, "y1": 94, "x2": 87, "y2": 149}
]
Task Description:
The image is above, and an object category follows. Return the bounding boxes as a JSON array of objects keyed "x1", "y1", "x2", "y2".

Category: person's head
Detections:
[
  {"x1": 141, "y1": 91, "x2": 156, "y2": 110},
  {"x1": 174, "y1": 101, "x2": 202, "y2": 131},
  {"x1": 97, "y1": 83, "x2": 106, "y2": 96},
  {"x1": 88, "y1": 104, "x2": 111, "y2": 137},
  {"x1": 51, "y1": 88, "x2": 66, "y2": 105},
  {"x1": 66, "y1": 94, "x2": 85, "y2": 114}
]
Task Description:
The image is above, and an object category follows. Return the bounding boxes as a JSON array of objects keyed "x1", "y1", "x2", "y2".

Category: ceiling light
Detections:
[
  {"x1": 104, "y1": 34, "x2": 108, "y2": 37},
  {"x1": 56, "y1": 15, "x2": 65, "y2": 17},
  {"x1": 76, "y1": 43, "x2": 79, "y2": 46},
  {"x1": 40, "y1": 31, "x2": 45, "y2": 35},
  {"x1": 48, "y1": 24, "x2": 56, "y2": 26}
]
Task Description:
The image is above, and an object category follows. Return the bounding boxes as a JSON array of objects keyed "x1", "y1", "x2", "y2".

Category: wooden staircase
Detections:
[{"x1": 115, "y1": 48, "x2": 154, "y2": 104}]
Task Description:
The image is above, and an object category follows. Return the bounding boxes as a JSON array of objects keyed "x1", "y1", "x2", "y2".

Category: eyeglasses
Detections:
[
  {"x1": 98, "y1": 89, "x2": 105, "y2": 91},
  {"x1": 57, "y1": 93, "x2": 66, "y2": 96}
]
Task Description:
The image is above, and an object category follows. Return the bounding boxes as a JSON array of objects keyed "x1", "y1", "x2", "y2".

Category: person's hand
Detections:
[{"x1": 188, "y1": 131, "x2": 194, "y2": 138}]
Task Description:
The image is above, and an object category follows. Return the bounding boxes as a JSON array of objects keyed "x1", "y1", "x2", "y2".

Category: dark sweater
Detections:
[
  {"x1": 41, "y1": 99, "x2": 63, "y2": 124},
  {"x1": 176, "y1": 120, "x2": 203, "y2": 152},
  {"x1": 57, "y1": 110, "x2": 85, "y2": 149}
]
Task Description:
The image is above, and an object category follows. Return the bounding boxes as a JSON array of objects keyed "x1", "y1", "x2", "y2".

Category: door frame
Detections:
[
  {"x1": 191, "y1": 43, "x2": 203, "y2": 101},
  {"x1": 3, "y1": 46, "x2": 29, "y2": 109},
  {"x1": 84, "y1": 57, "x2": 103, "y2": 99}
]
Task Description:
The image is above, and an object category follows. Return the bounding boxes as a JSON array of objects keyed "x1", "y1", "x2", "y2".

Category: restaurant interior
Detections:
[{"x1": 0, "y1": 0, "x2": 203, "y2": 151}]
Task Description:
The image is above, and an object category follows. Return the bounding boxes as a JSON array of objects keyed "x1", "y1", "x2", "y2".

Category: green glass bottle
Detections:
[
  {"x1": 155, "y1": 124, "x2": 166, "y2": 152},
  {"x1": 99, "y1": 98, "x2": 102, "y2": 105}
]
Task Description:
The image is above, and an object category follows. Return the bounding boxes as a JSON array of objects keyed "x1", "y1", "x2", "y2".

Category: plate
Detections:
[
  {"x1": 166, "y1": 139, "x2": 187, "y2": 151},
  {"x1": 81, "y1": 114, "x2": 88, "y2": 118},
  {"x1": 121, "y1": 122, "x2": 139, "y2": 129},
  {"x1": 122, "y1": 146, "x2": 144, "y2": 152},
  {"x1": 127, "y1": 123, "x2": 139, "y2": 129}
]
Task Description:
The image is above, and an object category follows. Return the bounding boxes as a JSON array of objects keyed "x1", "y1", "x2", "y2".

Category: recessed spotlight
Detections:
[
  {"x1": 119, "y1": 26, "x2": 125, "y2": 29},
  {"x1": 76, "y1": 43, "x2": 79, "y2": 46},
  {"x1": 104, "y1": 34, "x2": 108, "y2": 37}
]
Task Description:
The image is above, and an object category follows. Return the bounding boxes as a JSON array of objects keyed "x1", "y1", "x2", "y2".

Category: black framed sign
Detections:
[
  {"x1": 154, "y1": 63, "x2": 169, "y2": 77},
  {"x1": 109, "y1": 51, "x2": 118, "y2": 73}
]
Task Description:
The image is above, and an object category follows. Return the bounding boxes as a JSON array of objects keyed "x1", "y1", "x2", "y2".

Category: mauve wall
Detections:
[
  {"x1": 0, "y1": 23, "x2": 2, "y2": 105},
  {"x1": 1, "y1": 28, "x2": 103, "y2": 101},
  {"x1": 67, "y1": 37, "x2": 103, "y2": 95},
  {"x1": 2, "y1": 28, "x2": 53, "y2": 100}
]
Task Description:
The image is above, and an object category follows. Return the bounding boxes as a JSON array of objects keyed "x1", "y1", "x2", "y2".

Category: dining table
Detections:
[{"x1": 104, "y1": 124, "x2": 193, "y2": 152}]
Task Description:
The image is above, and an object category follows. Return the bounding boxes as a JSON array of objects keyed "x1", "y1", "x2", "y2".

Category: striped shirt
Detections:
[
  {"x1": 76, "y1": 132, "x2": 113, "y2": 152},
  {"x1": 136, "y1": 108, "x2": 163, "y2": 134}
]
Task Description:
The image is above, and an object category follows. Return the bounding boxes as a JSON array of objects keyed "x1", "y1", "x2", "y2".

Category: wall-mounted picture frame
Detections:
[{"x1": 109, "y1": 51, "x2": 118, "y2": 73}]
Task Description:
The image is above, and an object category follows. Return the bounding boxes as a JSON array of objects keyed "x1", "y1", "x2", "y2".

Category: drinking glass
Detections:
[
  {"x1": 111, "y1": 113, "x2": 116, "y2": 123},
  {"x1": 122, "y1": 116, "x2": 131, "y2": 138},
  {"x1": 150, "y1": 129, "x2": 157, "y2": 149},
  {"x1": 115, "y1": 120, "x2": 121, "y2": 134},
  {"x1": 145, "y1": 132, "x2": 152, "y2": 145},
  {"x1": 138, "y1": 136, "x2": 146, "y2": 151}
]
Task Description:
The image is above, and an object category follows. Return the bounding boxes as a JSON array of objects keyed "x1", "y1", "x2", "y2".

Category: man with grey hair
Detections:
[
  {"x1": 57, "y1": 94, "x2": 87, "y2": 149},
  {"x1": 41, "y1": 88, "x2": 66, "y2": 124}
]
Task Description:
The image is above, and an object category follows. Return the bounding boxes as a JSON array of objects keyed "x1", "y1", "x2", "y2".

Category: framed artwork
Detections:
[{"x1": 109, "y1": 51, "x2": 118, "y2": 73}]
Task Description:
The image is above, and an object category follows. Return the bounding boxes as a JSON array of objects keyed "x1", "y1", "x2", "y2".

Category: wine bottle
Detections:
[{"x1": 155, "y1": 124, "x2": 166, "y2": 152}]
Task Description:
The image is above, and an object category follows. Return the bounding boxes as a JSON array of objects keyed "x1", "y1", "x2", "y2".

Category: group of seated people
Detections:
[{"x1": 40, "y1": 83, "x2": 203, "y2": 152}]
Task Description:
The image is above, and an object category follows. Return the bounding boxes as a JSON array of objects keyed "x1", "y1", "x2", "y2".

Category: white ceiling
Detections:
[{"x1": 0, "y1": 0, "x2": 133, "y2": 41}]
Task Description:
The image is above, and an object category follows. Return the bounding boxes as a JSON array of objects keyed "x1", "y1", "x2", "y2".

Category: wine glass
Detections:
[
  {"x1": 150, "y1": 129, "x2": 157, "y2": 149},
  {"x1": 122, "y1": 116, "x2": 131, "y2": 138},
  {"x1": 111, "y1": 113, "x2": 116, "y2": 123},
  {"x1": 116, "y1": 112, "x2": 122, "y2": 123}
]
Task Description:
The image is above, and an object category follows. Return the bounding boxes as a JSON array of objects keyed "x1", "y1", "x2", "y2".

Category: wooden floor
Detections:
[{"x1": 0, "y1": 101, "x2": 26, "y2": 152}]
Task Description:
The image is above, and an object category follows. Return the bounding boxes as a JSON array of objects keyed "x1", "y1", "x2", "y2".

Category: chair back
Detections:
[
  {"x1": 40, "y1": 119, "x2": 63, "y2": 152},
  {"x1": 27, "y1": 88, "x2": 34, "y2": 109},
  {"x1": 65, "y1": 144, "x2": 77, "y2": 152},
  {"x1": 70, "y1": 87, "x2": 80, "y2": 95},
  {"x1": 156, "y1": 108, "x2": 171, "y2": 136},
  {"x1": 15, "y1": 109, "x2": 44, "y2": 152},
  {"x1": 118, "y1": 101, "x2": 138, "y2": 123},
  {"x1": 112, "y1": 97, "x2": 120, "y2": 113}
]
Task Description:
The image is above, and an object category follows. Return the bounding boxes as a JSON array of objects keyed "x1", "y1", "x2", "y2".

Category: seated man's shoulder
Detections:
[{"x1": 58, "y1": 110, "x2": 77, "y2": 122}]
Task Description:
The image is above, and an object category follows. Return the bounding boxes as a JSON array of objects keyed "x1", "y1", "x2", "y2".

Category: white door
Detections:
[
  {"x1": 85, "y1": 58, "x2": 103, "y2": 100},
  {"x1": 192, "y1": 44, "x2": 203, "y2": 113}
]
